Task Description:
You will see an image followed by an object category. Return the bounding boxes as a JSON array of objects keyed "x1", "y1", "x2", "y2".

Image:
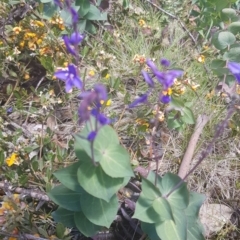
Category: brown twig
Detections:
[
  {"x1": 178, "y1": 114, "x2": 209, "y2": 179},
  {"x1": 0, "y1": 182, "x2": 50, "y2": 201},
  {"x1": 166, "y1": 103, "x2": 236, "y2": 198}
]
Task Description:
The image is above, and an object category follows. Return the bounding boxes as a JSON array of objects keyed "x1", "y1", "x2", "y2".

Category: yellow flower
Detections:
[
  {"x1": 5, "y1": 153, "x2": 19, "y2": 167},
  {"x1": 88, "y1": 70, "x2": 95, "y2": 77},
  {"x1": 24, "y1": 73, "x2": 30, "y2": 80},
  {"x1": 100, "y1": 99, "x2": 111, "y2": 106},
  {"x1": 12, "y1": 27, "x2": 22, "y2": 34},
  {"x1": 197, "y1": 55, "x2": 205, "y2": 63},
  {"x1": 28, "y1": 42, "x2": 36, "y2": 51},
  {"x1": 24, "y1": 32, "x2": 36, "y2": 39},
  {"x1": 135, "y1": 118, "x2": 149, "y2": 128},
  {"x1": 104, "y1": 73, "x2": 110, "y2": 79},
  {"x1": 36, "y1": 38, "x2": 43, "y2": 45},
  {"x1": 19, "y1": 41, "x2": 25, "y2": 48},
  {"x1": 162, "y1": 88, "x2": 172, "y2": 96},
  {"x1": 34, "y1": 20, "x2": 45, "y2": 27},
  {"x1": 138, "y1": 19, "x2": 146, "y2": 27}
]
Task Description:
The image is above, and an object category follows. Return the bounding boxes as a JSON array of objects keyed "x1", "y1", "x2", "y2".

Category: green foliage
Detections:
[
  {"x1": 133, "y1": 172, "x2": 205, "y2": 240},
  {"x1": 49, "y1": 122, "x2": 134, "y2": 237},
  {"x1": 39, "y1": 0, "x2": 107, "y2": 33},
  {"x1": 167, "y1": 97, "x2": 195, "y2": 131},
  {"x1": 192, "y1": 0, "x2": 240, "y2": 85}
]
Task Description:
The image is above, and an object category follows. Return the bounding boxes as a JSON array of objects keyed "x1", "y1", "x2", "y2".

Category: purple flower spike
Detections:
[
  {"x1": 54, "y1": 0, "x2": 61, "y2": 7},
  {"x1": 146, "y1": 59, "x2": 158, "y2": 72},
  {"x1": 63, "y1": 36, "x2": 77, "y2": 56},
  {"x1": 160, "y1": 58, "x2": 170, "y2": 67},
  {"x1": 69, "y1": 32, "x2": 84, "y2": 45},
  {"x1": 70, "y1": 7, "x2": 79, "y2": 24},
  {"x1": 94, "y1": 84, "x2": 108, "y2": 101},
  {"x1": 142, "y1": 70, "x2": 154, "y2": 88},
  {"x1": 129, "y1": 94, "x2": 148, "y2": 108},
  {"x1": 160, "y1": 94, "x2": 171, "y2": 104},
  {"x1": 87, "y1": 131, "x2": 97, "y2": 142},
  {"x1": 228, "y1": 62, "x2": 240, "y2": 84},
  {"x1": 54, "y1": 64, "x2": 82, "y2": 92}
]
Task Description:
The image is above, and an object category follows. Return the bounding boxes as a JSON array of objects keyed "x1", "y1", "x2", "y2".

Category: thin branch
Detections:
[
  {"x1": 145, "y1": 0, "x2": 197, "y2": 45},
  {"x1": 0, "y1": 182, "x2": 50, "y2": 201},
  {"x1": 178, "y1": 114, "x2": 209, "y2": 178}
]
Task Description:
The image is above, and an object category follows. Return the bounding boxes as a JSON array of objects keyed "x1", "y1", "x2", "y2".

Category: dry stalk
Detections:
[{"x1": 178, "y1": 114, "x2": 209, "y2": 179}]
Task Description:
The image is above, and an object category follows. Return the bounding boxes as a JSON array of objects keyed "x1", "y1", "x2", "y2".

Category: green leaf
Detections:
[
  {"x1": 75, "y1": 124, "x2": 119, "y2": 162},
  {"x1": 210, "y1": 59, "x2": 226, "y2": 69},
  {"x1": 223, "y1": 47, "x2": 240, "y2": 62},
  {"x1": 76, "y1": 0, "x2": 90, "y2": 16},
  {"x1": 52, "y1": 207, "x2": 76, "y2": 228},
  {"x1": 56, "y1": 223, "x2": 66, "y2": 238},
  {"x1": 158, "y1": 173, "x2": 189, "y2": 209},
  {"x1": 181, "y1": 107, "x2": 195, "y2": 124},
  {"x1": 99, "y1": 145, "x2": 134, "y2": 178},
  {"x1": 80, "y1": 193, "x2": 118, "y2": 228},
  {"x1": 185, "y1": 192, "x2": 205, "y2": 218},
  {"x1": 141, "y1": 178, "x2": 161, "y2": 200},
  {"x1": 84, "y1": 5, "x2": 107, "y2": 21},
  {"x1": 85, "y1": 21, "x2": 97, "y2": 34},
  {"x1": 48, "y1": 185, "x2": 81, "y2": 211},
  {"x1": 221, "y1": 8, "x2": 238, "y2": 22},
  {"x1": 212, "y1": 31, "x2": 236, "y2": 50},
  {"x1": 133, "y1": 193, "x2": 161, "y2": 223},
  {"x1": 184, "y1": 192, "x2": 205, "y2": 239},
  {"x1": 155, "y1": 217, "x2": 186, "y2": 240},
  {"x1": 141, "y1": 222, "x2": 160, "y2": 240},
  {"x1": 77, "y1": 161, "x2": 124, "y2": 202},
  {"x1": 53, "y1": 161, "x2": 83, "y2": 192},
  {"x1": 152, "y1": 197, "x2": 174, "y2": 221},
  {"x1": 74, "y1": 211, "x2": 102, "y2": 237},
  {"x1": 187, "y1": 218, "x2": 205, "y2": 240},
  {"x1": 228, "y1": 22, "x2": 240, "y2": 35},
  {"x1": 42, "y1": 2, "x2": 59, "y2": 19}
]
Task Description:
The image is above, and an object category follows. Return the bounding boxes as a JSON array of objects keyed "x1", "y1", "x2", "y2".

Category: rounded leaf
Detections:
[
  {"x1": 74, "y1": 211, "x2": 102, "y2": 237},
  {"x1": 212, "y1": 31, "x2": 236, "y2": 50},
  {"x1": 81, "y1": 193, "x2": 118, "y2": 228},
  {"x1": 221, "y1": 8, "x2": 238, "y2": 22},
  {"x1": 228, "y1": 22, "x2": 240, "y2": 35},
  {"x1": 223, "y1": 47, "x2": 240, "y2": 62}
]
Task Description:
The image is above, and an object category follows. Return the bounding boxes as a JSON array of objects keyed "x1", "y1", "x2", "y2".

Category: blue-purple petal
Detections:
[
  {"x1": 87, "y1": 131, "x2": 97, "y2": 142},
  {"x1": 142, "y1": 70, "x2": 154, "y2": 88},
  {"x1": 160, "y1": 58, "x2": 170, "y2": 67},
  {"x1": 69, "y1": 32, "x2": 84, "y2": 45},
  {"x1": 160, "y1": 94, "x2": 171, "y2": 104},
  {"x1": 129, "y1": 94, "x2": 148, "y2": 108},
  {"x1": 228, "y1": 62, "x2": 240, "y2": 84},
  {"x1": 54, "y1": 70, "x2": 68, "y2": 80},
  {"x1": 94, "y1": 84, "x2": 107, "y2": 101}
]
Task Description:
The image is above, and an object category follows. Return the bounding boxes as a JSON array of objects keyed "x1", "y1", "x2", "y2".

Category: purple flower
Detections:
[
  {"x1": 54, "y1": 0, "x2": 61, "y2": 7},
  {"x1": 160, "y1": 94, "x2": 171, "y2": 104},
  {"x1": 69, "y1": 32, "x2": 84, "y2": 45},
  {"x1": 63, "y1": 32, "x2": 84, "y2": 56},
  {"x1": 70, "y1": 7, "x2": 79, "y2": 24},
  {"x1": 78, "y1": 84, "x2": 110, "y2": 125},
  {"x1": 142, "y1": 70, "x2": 154, "y2": 88},
  {"x1": 129, "y1": 94, "x2": 148, "y2": 108},
  {"x1": 228, "y1": 62, "x2": 240, "y2": 84},
  {"x1": 160, "y1": 58, "x2": 170, "y2": 67},
  {"x1": 87, "y1": 131, "x2": 97, "y2": 142},
  {"x1": 54, "y1": 64, "x2": 82, "y2": 92}
]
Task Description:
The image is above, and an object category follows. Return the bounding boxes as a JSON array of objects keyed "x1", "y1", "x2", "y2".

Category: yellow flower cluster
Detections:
[
  {"x1": 50, "y1": 16, "x2": 65, "y2": 31},
  {"x1": 138, "y1": 19, "x2": 146, "y2": 27},
  {"x1": 5, "y1": 153, "x2": 19, "y2": 167}
]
